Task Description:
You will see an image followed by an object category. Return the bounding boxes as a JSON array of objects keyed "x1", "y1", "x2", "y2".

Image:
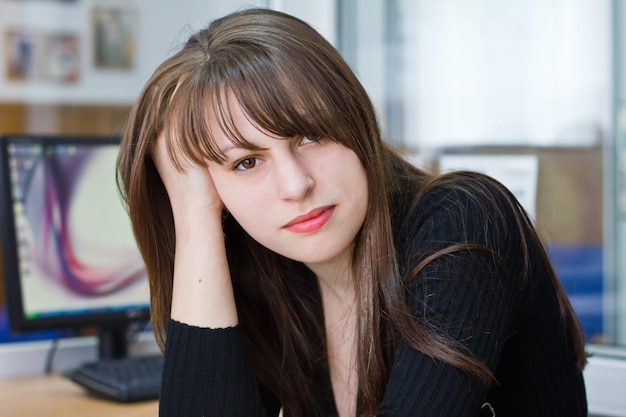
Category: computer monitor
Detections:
[{"x1": 0, "y1": 135, "x2": 149, "y2": 359}]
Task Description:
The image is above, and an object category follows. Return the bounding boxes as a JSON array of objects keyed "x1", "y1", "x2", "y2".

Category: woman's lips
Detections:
[{"x1": 284, "y1": 206, "x2": 335, "y2": 234}]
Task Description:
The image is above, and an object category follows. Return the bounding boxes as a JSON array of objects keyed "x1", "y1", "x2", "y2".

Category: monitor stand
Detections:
[{"x1": 97, "y1": 325, "x2": 129, "y2": 359}]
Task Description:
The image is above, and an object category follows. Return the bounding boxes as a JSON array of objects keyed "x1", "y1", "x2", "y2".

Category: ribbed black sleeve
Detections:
[
  {"x1": 378, "y1": 173, "x2": 587, "y2": 416},
  {"x1": 159, "y1": 322, "x2": 269, "y2": 417}
]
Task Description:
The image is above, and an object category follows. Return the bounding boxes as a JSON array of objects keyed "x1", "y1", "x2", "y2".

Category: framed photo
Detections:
[
  {"x1": 92, "y1": 6, "x2": 136, "y2": 70},
  {"x1": 5, "y1": 30, "x2": 37, "y2": 81},
  {"x1": 4, "y1": 29, "x2": 80, "y2": 83},
  {"x1": 40, "y1": 33, "x2": 80, "y2": 83}
]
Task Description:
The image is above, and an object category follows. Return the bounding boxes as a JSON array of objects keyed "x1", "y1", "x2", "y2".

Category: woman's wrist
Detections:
[
  {"x1": 170, "y1": 208, "x2": 238, "y2": 328},
  {"x1": 172, "y1": 206, "x2": 224, "y2": 242}
]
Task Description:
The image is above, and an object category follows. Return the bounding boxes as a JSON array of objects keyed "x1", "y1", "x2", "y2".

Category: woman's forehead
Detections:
[
  {"x1": 207, "y1": 91, "x2": 286, "y2": 142},
  {"x1": 208, "y1": 94, "x2": 282, "y2": 146}
]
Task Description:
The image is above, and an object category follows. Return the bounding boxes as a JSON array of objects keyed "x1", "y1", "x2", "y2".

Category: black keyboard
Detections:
[{"x1": 67, "y1": 354, "x2": 163, "y2": 402}]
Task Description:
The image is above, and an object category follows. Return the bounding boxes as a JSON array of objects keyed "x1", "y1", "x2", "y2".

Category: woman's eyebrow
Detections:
[
  {"x1": 219, "y1": 144, "x2": 238, "y2": 154},
  {"x1": 219, "y1": 142, "x2": 267, "y2": 155}
]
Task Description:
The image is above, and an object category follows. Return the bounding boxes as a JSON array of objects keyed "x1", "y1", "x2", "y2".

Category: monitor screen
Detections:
[{"x1": 0, "y1": 135, "x2": 149, "y2": 357}]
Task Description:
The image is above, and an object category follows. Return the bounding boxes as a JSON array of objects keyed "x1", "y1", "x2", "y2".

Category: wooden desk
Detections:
[{"x1": 0, "y1": 374, "x2": 158, "y2": 417}]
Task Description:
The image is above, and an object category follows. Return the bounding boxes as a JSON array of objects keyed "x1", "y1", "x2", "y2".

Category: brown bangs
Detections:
[{"x1": 163, "y1": 40, "x2": 358, "y2": 168}]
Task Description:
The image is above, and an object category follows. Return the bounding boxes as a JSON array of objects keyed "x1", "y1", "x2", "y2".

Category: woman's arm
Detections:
[
  {"x1": 378, "y1": 246, "x2": 506, "y2": 417},
  {"x1": 151, "y1": 133, "x2": 237, "y2": 328},
  {"x1": 152, "y1": 134, "x2": 269, "y2": 416},
  {"x1": 378, "y1": 174, "x2": 586, "y2": 416},
  {"x1": 378, "y1": 175, "x2": 526, "y2": 416}
]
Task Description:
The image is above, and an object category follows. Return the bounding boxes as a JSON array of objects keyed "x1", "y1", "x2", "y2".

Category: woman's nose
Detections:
[{"x1": 274, "y1": 152, "x2": 314, "y2": 201}]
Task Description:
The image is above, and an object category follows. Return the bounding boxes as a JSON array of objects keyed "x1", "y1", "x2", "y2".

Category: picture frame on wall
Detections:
[
  {"x1": 92, "y1": 6, "x2": 136, "y2": 70},
  {"x1": 4, "y1": 29, "x2": 80, "y2": 83},
  {"x1": 41, "y1": 33, "x2": 80, "y2": 83},
  {"x1": 5, "y1": 29, "x2": 37, "y2": 81}
]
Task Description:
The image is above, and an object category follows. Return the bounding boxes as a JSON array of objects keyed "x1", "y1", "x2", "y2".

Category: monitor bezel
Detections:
[{"x1": 0, "y1": 134, "x2": 151, "y2": 335}]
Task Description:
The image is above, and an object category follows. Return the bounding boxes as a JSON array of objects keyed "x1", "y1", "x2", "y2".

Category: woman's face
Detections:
[{"x1": 207, "y1": 99, "x2": 369, "y2": 270}]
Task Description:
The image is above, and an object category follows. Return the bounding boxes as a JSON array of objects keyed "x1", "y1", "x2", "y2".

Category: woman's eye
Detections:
[
  {"x1": 300, "y1": 136, "x2": 321, "y2": 145},
  {"x1": 234, "y1": 157, "x2": 258, "y2": 171}
]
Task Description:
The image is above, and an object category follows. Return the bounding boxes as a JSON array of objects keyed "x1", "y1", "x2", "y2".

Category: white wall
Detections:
[
  {"x1": 270, "y1": 0, "x2": 337, "y2": 45},
  {"x1": 344, "y1": 0, "x2": 612, "y2": 150},
  {"x1": 0, "y1": 0, "x2": 336, "y2": 105},
  {"x1": 353, "y1": 0, "x2": 613, "y2": 150}
]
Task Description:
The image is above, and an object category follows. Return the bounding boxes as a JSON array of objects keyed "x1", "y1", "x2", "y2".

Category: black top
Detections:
[{"x1": 159, "y1": 173, "x2": 587, "y2": 416}]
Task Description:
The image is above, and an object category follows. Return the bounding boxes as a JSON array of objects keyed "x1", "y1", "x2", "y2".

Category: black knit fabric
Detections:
[{"x1": 158, "y1": 174, "x2": 587, "y2": 417}]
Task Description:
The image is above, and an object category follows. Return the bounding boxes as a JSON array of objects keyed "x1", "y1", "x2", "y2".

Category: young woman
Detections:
[{"x1": 117, "y1": 8, "x2": 587, "y2": 417}]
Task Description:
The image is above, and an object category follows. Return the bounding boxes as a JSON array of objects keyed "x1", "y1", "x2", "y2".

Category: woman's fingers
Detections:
[{"x1": 151, "y1": 133, "x2": 224, "y2": 223}]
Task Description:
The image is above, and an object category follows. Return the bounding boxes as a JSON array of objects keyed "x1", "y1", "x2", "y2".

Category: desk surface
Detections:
[{"x1": 0, "y1": 374, "x2": 158, "y2": 417}]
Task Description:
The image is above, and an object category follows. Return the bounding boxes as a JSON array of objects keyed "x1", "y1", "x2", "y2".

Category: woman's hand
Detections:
[
  {"x1": 151, "y1": 132, "x2": 238, "y2": 328},
  {"x1": 151, "y1": 133, "x2": 223, "y2": 235}
]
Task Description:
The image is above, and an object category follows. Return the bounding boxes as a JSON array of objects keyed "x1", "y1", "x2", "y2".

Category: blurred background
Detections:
[{"x1": 0, "y1": 0, "x2": 624, "y2": 415}]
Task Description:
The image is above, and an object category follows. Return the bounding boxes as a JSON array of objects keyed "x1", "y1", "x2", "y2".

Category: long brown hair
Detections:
[{"x1": 117, "y1": 8, "x2": 586, "y2": 416}]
